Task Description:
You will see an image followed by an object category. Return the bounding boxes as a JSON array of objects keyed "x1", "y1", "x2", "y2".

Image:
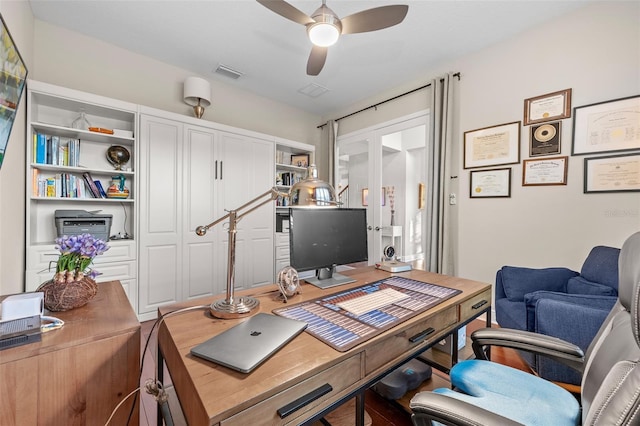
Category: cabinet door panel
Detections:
[
  {"x1": 184, "y1": 127, "x2": 217, "y2": 229},
  {"x1": 141, "y1": 244, "x2": 180, "y2": 309},
  {"x1": 139, "y1": 115, "x2": 183, "y2": 313},
  {"x1": 219, "y1": 133, "x2": 274, "y2": 290},
  {"x1": 185, "y1": 241, "x2": 216, "y2": 299},
  {"x1": 183, "y1": 125, "x2": 222, "y2": 297},
  {"x1": 142, "y1": 118, "x2": 181, "y2": 233}
]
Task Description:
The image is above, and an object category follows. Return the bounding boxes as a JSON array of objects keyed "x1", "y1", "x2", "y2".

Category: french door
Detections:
[{"x1": 336, "y1": 113, "x2": 428, "y2": 265}]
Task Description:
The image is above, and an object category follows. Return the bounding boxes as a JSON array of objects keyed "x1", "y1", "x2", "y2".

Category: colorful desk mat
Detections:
[{"x1": 273, "y1": 276, "x2": 461, "y2": 352}]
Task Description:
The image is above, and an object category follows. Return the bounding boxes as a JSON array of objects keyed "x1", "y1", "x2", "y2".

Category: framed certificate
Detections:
[
  {"x1": 524, "y1": 89, "x2": 572, "y2": 126},
  {"x1": 572, "y1": 95, "x2": 640, "y2": 155},
  {"x1": 463, "y1": 121, "x2": 521, "y2": 169},
  {"x1": 522, "y1": 156, "x2": 568, "y2": 186},
  {"x1": 529, "y1": 121, "x2": 561, "y2": 157},
  {"x1": 584, "y1": 153, "x2": 640, "y2": 193},
  {"x1": 470, "y1": 168, "x2": 511, "y2": 198}
]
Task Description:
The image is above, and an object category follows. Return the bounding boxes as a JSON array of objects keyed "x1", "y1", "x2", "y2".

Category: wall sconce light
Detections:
[{"x1": 183, "y1": 76, "x2": 212, "y2": 118}]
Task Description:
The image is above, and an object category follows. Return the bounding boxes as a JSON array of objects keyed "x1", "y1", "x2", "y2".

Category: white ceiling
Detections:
[{"x1": 28, "y1": 0, "x2": 595, "y2": 116}]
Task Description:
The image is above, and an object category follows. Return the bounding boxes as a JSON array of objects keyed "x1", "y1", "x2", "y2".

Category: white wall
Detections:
[
  {"x1": 324, "y1": 1, "x2": 640, "y2": 286},
  {"x1": 0, "y1": 1, "x2": 34, "y2": 296},
  {"x1": 32, "y1": 21, "x2": 321, "y2": 145}
]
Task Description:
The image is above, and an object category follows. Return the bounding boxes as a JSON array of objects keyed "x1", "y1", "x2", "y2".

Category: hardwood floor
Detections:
[{"x1": 136, "y1": 318, "x2": 530, "y2": 426}]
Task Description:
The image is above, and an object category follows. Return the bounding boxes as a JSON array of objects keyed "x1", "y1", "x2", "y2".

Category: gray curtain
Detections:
[
  {"x1": 327, "y1": 120, "x2": 338, "y2": 187},
  {"x1": 425, "y1": 73, "x2": 457, "y2": 274}
]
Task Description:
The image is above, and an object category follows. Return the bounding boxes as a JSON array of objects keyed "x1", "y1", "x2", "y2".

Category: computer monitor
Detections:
[{"x1": 288, "y1": 208, "x2": 368, "y2": 288}]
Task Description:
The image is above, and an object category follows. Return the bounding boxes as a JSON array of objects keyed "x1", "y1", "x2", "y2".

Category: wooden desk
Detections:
[
  {"x1": 0, "y1": 281, "x2": 140, "y2": 426},
  {"x1": 157, "y1": 267, "x2": 491, "y2": 426}
]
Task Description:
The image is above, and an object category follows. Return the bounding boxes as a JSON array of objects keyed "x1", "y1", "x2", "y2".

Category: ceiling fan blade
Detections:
[
  {"x1": 256, "y1": 0, "x2": 315, "y2": 25},
  {"x1": 341, "y1": 5, "x2": 409, "y2": 34},
  {"x1": 307, "y1": 45, "x2": 328, "y2": 76}
]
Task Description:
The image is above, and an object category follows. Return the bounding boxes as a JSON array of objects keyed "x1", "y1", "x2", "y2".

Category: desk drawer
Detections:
[
  {"x1": 365, "y1": 306, "x2": 457, "y2": 375},
  {"x1": 221, "y1": 354, "x2": 361, "y2": 426},
  {"x1": 459, "y1": 288, "x2": 491, "y2": 322}
]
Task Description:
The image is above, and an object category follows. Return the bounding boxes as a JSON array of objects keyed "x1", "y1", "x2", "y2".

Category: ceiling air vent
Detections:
[
  {"x1": 214, "y1": 64, "x2": 243, "y2": 80},
  {"x1": 298, "y1": 83, "x2": 329, "y2": 98}
]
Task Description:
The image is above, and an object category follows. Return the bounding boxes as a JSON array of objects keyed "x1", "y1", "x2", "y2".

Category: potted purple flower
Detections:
[{"x1": 37, "y1": 233, "x2": 110, "y2": 311}]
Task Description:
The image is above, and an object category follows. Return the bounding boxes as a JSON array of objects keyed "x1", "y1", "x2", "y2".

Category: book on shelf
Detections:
[
  {"x1": 45, "y1": 178, "x2": 55, "y2": 197},
  {"x1": 82, "y1": 172, "x2": 102, "y2": 198},
  {"x1": 94, "y1": 180, "x2": 107, "y2": 198},
  {"x1": 50, "y1": 136, "x2": 59, "y2": 165},
  {"x1": 33, "y1": 133, "x2": 80, "y2": 166},
  {"x1": 32, "y1": 169, "x2": 39, "y2": 196},
  {"x1": 35, "y1": 133, "x2": 46, "y2": 164},
  {"x1": 67, "y1": 139, "x2": 80, "y2": 167}
]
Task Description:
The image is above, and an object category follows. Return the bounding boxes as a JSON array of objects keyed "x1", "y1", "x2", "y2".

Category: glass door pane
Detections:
[
  {"x1": 336, "y1": 136, "x2": 377, "y2": 264},
  {"x1": 379, "y1": 123, "x2": 427, "y2": 264},
  {"x1": 336, "y1": 114, "x2": 427, "y2": 267}
]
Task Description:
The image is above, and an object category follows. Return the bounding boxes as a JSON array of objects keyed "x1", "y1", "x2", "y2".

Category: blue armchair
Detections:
[{"x1": 494, "y1": 245, "x2": 620, "y2": 385}]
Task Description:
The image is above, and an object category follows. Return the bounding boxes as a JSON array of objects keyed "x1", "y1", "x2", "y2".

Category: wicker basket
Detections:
[{"x1": 37, "y1": 277, "x2": 98, "y2": 312}]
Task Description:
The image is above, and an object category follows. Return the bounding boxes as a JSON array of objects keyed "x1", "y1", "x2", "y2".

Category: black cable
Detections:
[{"x1": 125, "y1": 305, "x2": 209, "y2": 425}]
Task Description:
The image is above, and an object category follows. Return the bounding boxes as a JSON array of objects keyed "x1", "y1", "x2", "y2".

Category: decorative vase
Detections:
[
  {"x1": 36, "y1": 277, "x2": 98, "y2": 312},
  {"x1": 106, "y1": 174, "x2": 130, "y2": 199},
  {"x1": 71, "y1": 110, "x2": 92, "y2": 130}
]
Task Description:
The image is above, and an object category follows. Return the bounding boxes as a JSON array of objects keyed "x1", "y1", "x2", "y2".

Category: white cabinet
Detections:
[
  {"x1": 25, "y1": 80, "x2": 138, "y2": 309},
  {"x1": 137, "y1": 114, "x2": 183, "y2": 318},
  {"x1": 138, "y1": 109, "x2": 275, "y2": 319}
]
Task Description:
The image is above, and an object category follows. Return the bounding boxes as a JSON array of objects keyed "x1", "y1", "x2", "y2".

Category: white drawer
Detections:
[
  {"x1": 275, "y1": 233, "x2": 289, "y2": 246},
  {"x1": 27, "y1": 240, "x2": 136, "y2": 269},
  {"x1": 275, "y1": 244, "x2": 290, "y2": 260},
  {"x1": 275, "y1": 259, "x2": 290, "y2": 273},
  {"x1": 25, "y1": 261, "x2": 136, "y2": 291},
  {"x1": 94, "y1": 260, "x2": 137, "y2": 282}
]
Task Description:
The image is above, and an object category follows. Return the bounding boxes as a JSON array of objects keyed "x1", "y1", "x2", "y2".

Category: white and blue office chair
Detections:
[{"x1": 410, "y1": 231, "x2": 640, "y2": 426}]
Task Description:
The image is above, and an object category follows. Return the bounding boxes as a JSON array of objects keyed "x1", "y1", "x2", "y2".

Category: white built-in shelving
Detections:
[{"x1": 25, "y1": 80, "x2": 138, "y2": 309}]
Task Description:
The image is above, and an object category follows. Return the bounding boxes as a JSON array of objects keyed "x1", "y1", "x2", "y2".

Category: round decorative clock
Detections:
[{"x1": 383, "y1": 245, "x2": 396, "y2": 261}]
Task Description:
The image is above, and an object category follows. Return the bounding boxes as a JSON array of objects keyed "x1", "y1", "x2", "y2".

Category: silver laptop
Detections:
[{"x1": 190, "y1": 313, "x2": 307, "y2": 373}]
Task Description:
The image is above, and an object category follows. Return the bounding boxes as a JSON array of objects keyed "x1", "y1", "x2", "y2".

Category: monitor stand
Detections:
[{"x1": 304, "y1": 266, "x2": 355, "y2": 289}]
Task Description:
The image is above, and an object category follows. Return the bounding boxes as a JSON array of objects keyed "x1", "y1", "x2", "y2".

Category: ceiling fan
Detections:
[{"x1": 257, "y1": 0, "x2": 409, "y2": 76}]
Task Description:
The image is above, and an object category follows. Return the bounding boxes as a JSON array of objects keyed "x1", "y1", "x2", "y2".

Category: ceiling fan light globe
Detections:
[{"x1": 308, "y1": 22, "x2": 340, "y2": 47}]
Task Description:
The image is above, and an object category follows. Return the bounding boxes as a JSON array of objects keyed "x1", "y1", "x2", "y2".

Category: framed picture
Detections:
[
  {"x1": 0, "y1": 14, "x2": 28, "y2": 170},
  {"x1": 523, "y1": 88, "x2": 572, "y2": 126},
  {"x1": 572, "y1": 95, "x2": 640, "y2": 156},
  {"x1": 361, "y1": 188, "x2": 385, "y2": 206},
  {"x1": 530, "y1": 121, "x2": 561, "y2": 157},
  {"x1": 469, "y1": 168, "x2": 511, "y2": 198},
  {"x1": 584, "y1": 153, "x2": 640, "y2": 193},
  {"x1": 522, "y1": 156, "x2": 568, "y2": 186},
  {"x1": 463, "y1": 121, "x2": 521, "y2": 169},
  {"x1": 291, "y1": 154, "x2": 309, "y2": 168}
]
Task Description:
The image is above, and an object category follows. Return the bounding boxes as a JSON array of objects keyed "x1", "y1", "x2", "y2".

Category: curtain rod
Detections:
[{"x1": 317, "y1": 72, "x2": 460, "y2": 129}]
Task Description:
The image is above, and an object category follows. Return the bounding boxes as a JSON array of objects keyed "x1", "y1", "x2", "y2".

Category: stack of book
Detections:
[
  {"x1": 277, "y1": 171, "x2": 302, "y2": 187},
  {"x1": 32, "y1": 170, "x2": 107, "y2": 199},
  {"x1": 33, "y1": 133, "x2": 80, "y2": 166}
]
